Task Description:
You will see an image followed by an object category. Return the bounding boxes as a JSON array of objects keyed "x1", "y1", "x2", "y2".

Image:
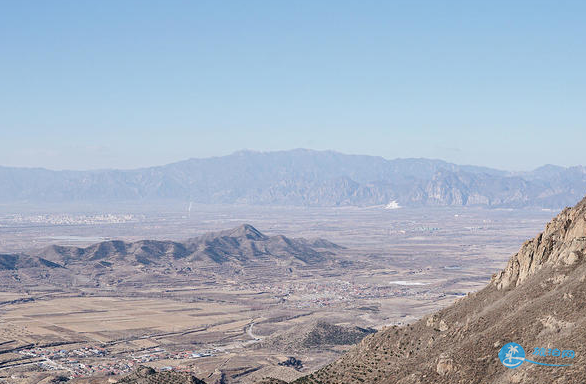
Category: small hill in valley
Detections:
[{"x1": 258, "y1": 321, "x2": 376, "y2": 353}]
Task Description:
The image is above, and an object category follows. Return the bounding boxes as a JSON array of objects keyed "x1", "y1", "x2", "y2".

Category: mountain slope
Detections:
[
  {"x1": 287, "y1": 197, "x2": 586, "y2": 384},
  {"x1": 0, "y1": 253, "x2": 63, "y2": 270},
  {"x1": 39, "y1": 240, "x2": 190, "y2": 267},
  {"x1": 1, "y1": 149, "x2": 585, "y2": 208}
]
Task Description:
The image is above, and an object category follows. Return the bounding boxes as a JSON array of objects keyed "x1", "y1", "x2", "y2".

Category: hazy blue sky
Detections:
[{"x1": 1, "y1": 1, "x2": 585, "y2": 171}]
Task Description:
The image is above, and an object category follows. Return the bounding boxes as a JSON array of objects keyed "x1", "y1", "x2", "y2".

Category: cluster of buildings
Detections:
[
  {"x1": 246, "y1": 279, "x2": 429, "y2": 308},
  {"x1": 19, "y1": 345, "x2": 213, "y2": 378},
  {"x1": 129, "y1": 348, "x2": 213, "y2": 364},
  {"x1": 4, "y1": 213, "x2": 139, "y2": 225},
  {"x1": 20, "y1": 346, "x2": 107, "y2": 359}
]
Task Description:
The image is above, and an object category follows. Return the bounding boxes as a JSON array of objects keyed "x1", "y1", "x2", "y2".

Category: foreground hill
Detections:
[
  {"x1": 2, "y1": 149, "x2": 586, "y2": 208},
  {"x1": 279, "y1": 196, "x2": 586, "y2": 383}
]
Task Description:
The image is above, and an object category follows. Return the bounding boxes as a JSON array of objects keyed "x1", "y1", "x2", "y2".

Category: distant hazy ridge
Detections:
[{"x1": 2, "y1": 149, "x2": 585, "y2": 208}]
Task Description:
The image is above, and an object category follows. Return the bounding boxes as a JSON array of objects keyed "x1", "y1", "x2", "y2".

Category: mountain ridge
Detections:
[
  {"x1": 27, "y1": 224, "x2": 339, "y2": 270},
  {"x1": 2, "y1": 149, "x2": 585, "y2": 208},
  {"x1": 0, "y1": 253, "x2": 63, "y2": 270}
]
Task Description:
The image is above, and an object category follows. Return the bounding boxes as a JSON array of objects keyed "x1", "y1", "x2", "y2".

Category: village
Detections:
[
  {"x1": 18, "y1": 345, "x2": 214, "y2": 378},
  {"x1": 236, "y1": 277, "x2": 440, "y2": 309}
]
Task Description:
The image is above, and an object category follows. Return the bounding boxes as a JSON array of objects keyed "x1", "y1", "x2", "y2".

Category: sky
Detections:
[{"x1": 1, "y1": 1, "x2": 585, "y2": 171}]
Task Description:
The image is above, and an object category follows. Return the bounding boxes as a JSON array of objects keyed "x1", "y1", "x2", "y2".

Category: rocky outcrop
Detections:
[
  {"x1": 436, "y1": 353, "x2": 454, "y2": 376},
  {"x1": 493, "y1": 196, "x2": 586, "y2": 290}
]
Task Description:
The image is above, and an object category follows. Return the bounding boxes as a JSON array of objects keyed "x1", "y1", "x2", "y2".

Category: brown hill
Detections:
[
  {"x1": 39, "y1": 240, "x2": 189, "y2": 266},
  {"x1": 285, "y1": 196, "x2": 586, "y2": 383},
  {"x1": 186, "y1": 224, "x2": 337, "y2": 265},
  {"x1": 38, "y1": 224, "x2": 337, "y2": 268}
]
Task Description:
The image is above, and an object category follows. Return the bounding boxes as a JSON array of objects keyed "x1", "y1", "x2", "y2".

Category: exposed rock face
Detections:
[
  {"x1": 493, "y1": 197, "x2": 586, "y2": 290},
  {"x1": 288, "y1": 196, "x2": 586, "y2": 384},
  {"x1": 435, "y1": 353, "x2": 454, "y2": 375}
]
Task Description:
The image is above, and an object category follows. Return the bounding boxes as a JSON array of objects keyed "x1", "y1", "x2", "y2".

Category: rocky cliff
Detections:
[{"x1": 494, "y1": 198, "x2": 586, "y2": 290}]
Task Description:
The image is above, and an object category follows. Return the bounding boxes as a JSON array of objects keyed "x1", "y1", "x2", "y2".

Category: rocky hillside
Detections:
[
  {"x1": 493, "y1": 202, "x2": 586, "y2": 290},
  {"x1": 276, "y1": 196, "x2": 586, "y2": 383},
  {"x1": 1, "y1": 149, "x2": 585, "y2": 208}
]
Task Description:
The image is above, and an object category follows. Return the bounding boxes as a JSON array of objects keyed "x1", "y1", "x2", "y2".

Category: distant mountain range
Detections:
[{"x1": 2, "y1": 149, "x2": 586, "y2": 208}]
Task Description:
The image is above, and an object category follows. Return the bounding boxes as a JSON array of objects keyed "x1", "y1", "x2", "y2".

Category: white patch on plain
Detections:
[
  {"x1": 389, "y1": 280, "x2": 426, "y2": 286},
  {"x1": 385, "y1": 200, "x2": 401, "y2": 209}
]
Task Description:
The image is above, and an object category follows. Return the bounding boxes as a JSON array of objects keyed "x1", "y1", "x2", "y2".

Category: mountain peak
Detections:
[{"x1": 225, "y1": 224, "x2": 268, "y2": 240}]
